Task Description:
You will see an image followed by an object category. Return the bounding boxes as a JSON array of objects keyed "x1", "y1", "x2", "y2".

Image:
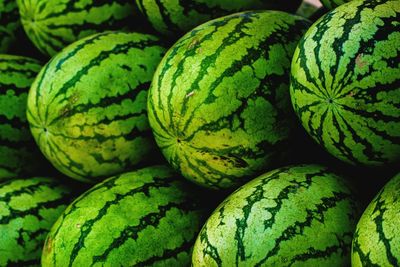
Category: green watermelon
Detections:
[
  {"x1": 16, "y1": 0, "x2": 144, "y2": 57},
  {"x1": 320, "y1": 0, "x2": 352, "y2": 10},
  {"x1": 0, "y1": 0, "x2": 21, "y2": 53},
  {"x1": 147, "y1": 11, "x2": 311, "y2": 190},
  {"x1": 26, "y1": 31, "x2": 167, "y2": 183},
  {"x1": 41, "y1": 165, "x2": 210, "y2": 266},
  {"x1": 290, "y1": 0, "x2": 400, "y2": 167},
  {"x1": 352, "y1": 172, "x2": 400, "y2": 266},
  {"x1": 0, "y1": 177, "x2": 73, "y2": 266},
  {"x1": 135, "y1": 0, "x2": 302, "y2": 37},
  {"x1": 0, "y1": 54, "x2": 52, "y2": 181},
  {"x1": 192, "y1": 164, "x2": 361, "y2": 266}
]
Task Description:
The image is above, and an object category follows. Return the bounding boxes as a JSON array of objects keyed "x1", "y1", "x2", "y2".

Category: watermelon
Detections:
[
  {"x1": 0, "y1": 177, "x2": 73, "y2": 266},
  {"x1": 26, "y1": 31, "x2": 167, "y2": 183},
  {"x1": 147, "y1": 11, "x2": 311, "y2": 190},
  {"x1": 320, "y1": 0, "x2": 352, "y2": 10},
  {"x1": 290, "y1": 0, "x2": 400, "y2": 167},
  {"x1": 192, "y1": 164, "x2": 361, "y2": 266},
  {"x1": 0, "y1": 54, "x2": 52, "y2": 181},
  {"x1": 0, "y1": 0, "x2": 21, "y2": 53},
  {"x1": 16, "y1": 0, "x2": 145, "y2": 57},
  {"x1": 135, "y1": 0, "x2": 303, "y2": 37},
  {"x1": 352, "y1": 172, "x2": 400, "y2": 266},
  {"x1": 41, "y1": 165, "x2": 210, "y2": 266}
]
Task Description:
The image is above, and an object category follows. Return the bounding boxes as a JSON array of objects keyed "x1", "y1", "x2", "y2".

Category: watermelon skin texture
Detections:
[
  {"x1": 290, "y1": 0, "x2": 400, "y2": 167},
  {"x1": 352, "y1": 172, "x2": 400, "y2": 266},
  {"x1": 135, "y1": 0, "x2": 302, "y2": 37},
  {"x1": 41, "y1": 165, "x2": 209, "y2": 267},
  {"x1": 16, "y1": 0, "x2": 142, "y2": 57},
  {"x1": 147, "y1": 11, "x2": 311, "y2": 190},
  {"x1": 26, "y1": 31, "x2": 167, "y2": 184},
  {"x1": 0, "y1": 177, "x2": 73, "y2": 266},
  {"x1": 0, "y1": 55, "x2": 51, "y2": 181},
  {"x1": 0, "y1": 0, "x2": 21, "y2": 53},
  {"x1": 192, "y1": 164, "x2": 361, "y2": 266}
]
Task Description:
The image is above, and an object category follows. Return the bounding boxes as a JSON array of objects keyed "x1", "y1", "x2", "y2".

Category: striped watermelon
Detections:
[
  {"x1": 147, "y1": 11, "x2": 311, "y2": 190},
  {"x1": 16, "y1": 0, "x2": 144, "y2": 57},
  {"x1": 352, "y1": 172, "x2": 400, "y2": 266},
  {"x1": 0, "y1": 177, "x2": 73, "y2": 266},
  {"x1": 135, "y1": 0, "x2": 302, "y2": 37},
  {"x1": 320, "y1": 0, "x2": 352, "y2": 10},
  {"x1": 192, "y1": 164, "x2": 361, "y2": 266},
  {"x1": 0, "y1": 55, "x2": 52, "y2": 181},
  {"x1": 26, "y1": 31, "x2": 167, "y2": 183},
  {"x1": 41, "y1": 165, "x2": 210, "y2": 266},
  {"x1": 290, "y1": 0, "x2": 400, "y2": 167},
  {"x1": 0, "y1": 0, "x2": 21, "y2": 53}
]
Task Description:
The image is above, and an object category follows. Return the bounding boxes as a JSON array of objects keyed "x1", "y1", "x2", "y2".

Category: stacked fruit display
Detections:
[{"x1": 0, "y1": 0, "x2": 399, "y2": 266}]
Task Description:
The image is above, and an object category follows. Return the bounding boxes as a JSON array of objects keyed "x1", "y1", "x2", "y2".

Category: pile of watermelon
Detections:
[{"x1": 0, "y1": 0, "x2": 399, "y2": 266}]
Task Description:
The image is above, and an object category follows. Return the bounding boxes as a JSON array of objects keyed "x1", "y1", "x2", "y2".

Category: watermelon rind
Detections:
[
  {"x1": 27, "y1": 31, "x2": 167, "y2": 183},
  {"x1": 351, "y1": 172, "x2": 400, "y2": 266},
  {"x1": 41, "y1": 165, "x2": 210, "y2": 266},
  {"x1": 290, "y1": 0, "x2": 400, "y2": 167},
  {"x1": 147, "y1": 11, "x2": 311, "y2": 190},
  {"x1": 192, "y1": 164, "x2": 361, "y2": 266},
  {"x1": 0, "y1": 177, "x2": 73, "y2": 266}
]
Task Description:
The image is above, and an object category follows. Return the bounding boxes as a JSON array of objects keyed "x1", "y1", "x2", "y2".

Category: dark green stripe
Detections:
[
  {"x1": 0, "y1": 194, "x2": 70, "y2": 224},
  {"x1": 255, "y1": 191, "x2": 351, "y2": 266},
  {"x1": 352, "y1": 233, "x2": 380, "y2": 267},
  {"x1": 65, "y1": 176, "x2": 178, "y2": 266},
  {"x1": 199, "y1": 224, "x2": 223, "y2": 267},
  {"x1": 133, "y1": 238, "x2": 194, "y2": 266},
  {"x1": 90, "y1": 201, "x2": 198, "y2": 265},
  {"x1": 371, "y1": 193, "x2": 398, "y2": 266},
  {"x1": 139, "y1": 0, "x2": 181, "y2": 33},
  {"x1": 0, "y1": 180, "x2": 54, "y2": 202},
  {"x1": 48, "y1": 81, "x2": 150, "y2": 126},
  {"x1": 288, "y1": 234, "x2": 353, "y2": 265},
  {"x1": 44, "y1": 38, "x2": 162, "y2": 124}
]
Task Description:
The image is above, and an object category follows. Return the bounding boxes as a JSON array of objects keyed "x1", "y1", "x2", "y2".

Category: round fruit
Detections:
[
  {"x1": 192, "y1": 164, "x2": 361, "y2": 266},
  {"x1": 17, "y1": 0, "x2": 142, "y2": 56},
  {"x1": 147, "y1": 11, "x2": 311, "y2": 190},
  {"x1": 136, "y1": 0, "x2": 302, "y2": 37},
  {"x1": 290, "y1": 0, "x2": 400, "y2": 167},
  {"x1": 27, "y1": 31, "x2": 167, "y2": 183},
  {"x1": 0, "y1": 177, "x2": 73, "y2": 266},
  {"x1": 0, "y1": 54, "x2": 51, "y2": 181},
  {"x1": 41, "y1": 165, "x2": 209, "y2": 267},
  {"x1": 352, "y1": 172, "x2": 400, "y2": 266}
]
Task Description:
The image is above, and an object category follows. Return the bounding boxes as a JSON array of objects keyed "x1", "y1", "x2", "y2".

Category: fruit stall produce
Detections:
[{"x1": 0, "y1": 0, "x2": 398, "y2": 266}]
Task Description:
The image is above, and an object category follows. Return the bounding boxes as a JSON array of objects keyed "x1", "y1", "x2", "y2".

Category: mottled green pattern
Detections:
[
  {"x1": 0, "y1": 177, "x2": 72, "y2": 266},
  {"x1": 352, "y1": 172, "x2": 400, "y2": 266},
  {"x1": 42, "y1": 165, "x2": 208, "y2": 267},
  {"x1": 192, "y1": 164, "x2": 361, "y2": 266},
  {"x1": 0, "y1": 55, "x2": 48, "y2": 181},
  {"x1": 0, "y1": 0, "x2": 21, "y2": 53},
  {"x1": 148, "y1": 11, "x2": 311, "y2": 190},
  {"x1": 17, "y1": 0, "x2": 140, "y2": 56},
  {"x1": 320, "y1": 0, "x2": 352, "y2": 10},
  {"x1": 27, "y1": 31, "x2": 166, "y2": 183},
  {"x1": 135, "y1": 0, "x2": 302, "y2": 37},
  {"x1": 290, "y1": 0, "x2": 400, "y2": 166}
]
